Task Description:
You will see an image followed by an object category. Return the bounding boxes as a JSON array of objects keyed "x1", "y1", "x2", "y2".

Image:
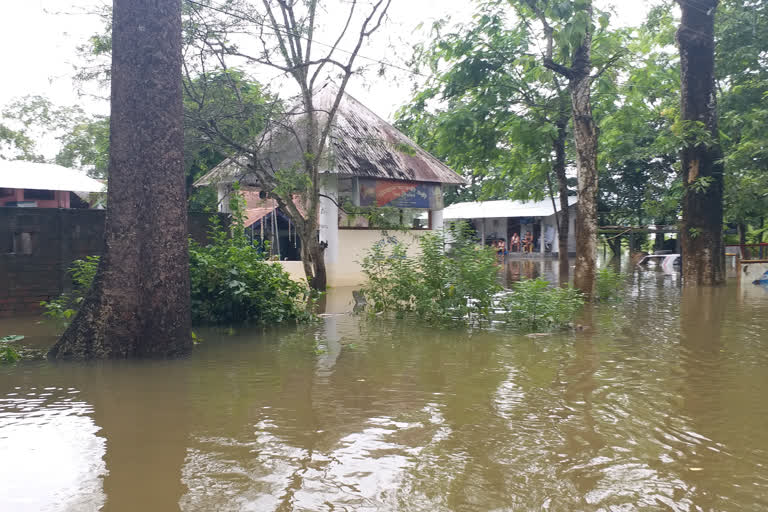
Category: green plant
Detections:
[
  {"x1": 0, "y1": 335, "x2": 23, "y2": 363},
  {"x1": 595, "y1": 267, "x2": 625, "y2": 302},
  {"x1": 188, "y1": 184, "x2": 314, "y2": 325},
  {"x1": 41, "y1": 256, "x2": 100, "y2": 326},
  {"x1": 41, "y1": 188, "x2": 314, "y2": 328},
  {"x1": 499, "y1": 279, "x2": 584, "y2": 331},
  {"x1": 360, "y1": 222, "x2": 501, "y2": 326}
]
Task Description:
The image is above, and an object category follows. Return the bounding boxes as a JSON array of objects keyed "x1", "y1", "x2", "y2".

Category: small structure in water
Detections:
[
  {"x1": 636, "y1": 254, "x2": 681, "y2": 274},
  {"x1": 442, "y1": 197, "x2": 578, "y2": 257}
]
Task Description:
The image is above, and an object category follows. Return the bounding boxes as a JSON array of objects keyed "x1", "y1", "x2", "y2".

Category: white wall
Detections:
[
  {"x1": 319, "y1": 175, "x2": 339, "y2": 264},
  {"x1": 279, "y1": 229, "x2": 431, "y2": 288}
]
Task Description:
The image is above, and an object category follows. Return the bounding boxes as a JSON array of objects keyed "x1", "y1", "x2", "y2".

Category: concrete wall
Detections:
[{"x1": 0, "y1": 208, "x2": 225, "y2": 317}]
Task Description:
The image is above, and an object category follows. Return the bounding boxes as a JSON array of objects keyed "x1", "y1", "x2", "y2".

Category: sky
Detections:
[{"x1": 0, "y1": 0, "x2": 657, "y2": 147}]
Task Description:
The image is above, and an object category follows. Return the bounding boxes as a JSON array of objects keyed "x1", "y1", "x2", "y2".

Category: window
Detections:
[
  {"x1": 0, "y1": 188, "x2": 14, "y2": 197},
  {"x1": 24, "y1": 189, "x2": 55, "y2": 200}
]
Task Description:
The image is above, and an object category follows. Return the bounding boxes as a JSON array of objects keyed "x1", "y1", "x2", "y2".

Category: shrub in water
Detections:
[
  {"x1": 188, "y1": 217, "x2": 312, "y2": 324},
  {"x1": 595, "y1": 267, "x2": 624, "y2": 302},
  {"x1": 499, "y1": 278, "x2": 584, "y2": 331},
  {"x1": 0, "y1": 335, "x2": 23, "y2": 364},
  {"x1": 41, "y1": 256, "x2": 100, "y2": 326},
  {"x1": 43, "y1": 189, "x2": 313, "y2": 327},
  {"x1": 360, "y1": 224, "x2": 501, "y2": 325}
]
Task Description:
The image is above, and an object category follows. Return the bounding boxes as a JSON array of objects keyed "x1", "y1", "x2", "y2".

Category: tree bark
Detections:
[
  {"x1": 49, "y1": 0, "x2": 191, "y2": 359},
  {"x1": 569, "y1": 23, "x2": 599, "y2": 300},
  {"x1": 676, "y1": 0, "x2": 726, "y2": 286},
  {"x1": 552, "y1": 117, "x2": 571, "y2": 285},
  {"x1": 538, "y1": 0, "x2": 599, "y2": 299}
]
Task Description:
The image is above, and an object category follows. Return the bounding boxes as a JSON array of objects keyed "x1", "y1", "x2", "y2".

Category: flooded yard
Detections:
[{"x1": 2, "y1": 265, "x2": 768, "y2": 511}]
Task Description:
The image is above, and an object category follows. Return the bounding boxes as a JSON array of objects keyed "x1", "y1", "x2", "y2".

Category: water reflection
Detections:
[{"x1": 1, "y1": 275, "x2": 768, "y2": 511}]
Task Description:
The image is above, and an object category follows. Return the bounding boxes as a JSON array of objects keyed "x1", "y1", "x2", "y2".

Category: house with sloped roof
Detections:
[{"x1": 194, "y1": 83, "x2": 465, "y2": 286}]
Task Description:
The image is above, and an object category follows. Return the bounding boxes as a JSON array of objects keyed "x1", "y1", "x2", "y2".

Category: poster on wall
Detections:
[{"x1": 358, "y1": 178, "x2": 438, "y2": 208}]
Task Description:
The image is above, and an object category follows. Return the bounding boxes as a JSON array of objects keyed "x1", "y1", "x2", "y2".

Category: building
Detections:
[
  {"x1": 194, "y1": 83, "x2": 465, "y2": 286},
  {"x1": 443, "y1": 197, "x2": 578, "y2": 256},
  {"x1": 0, "y1": 160, "x2": 105, "y2": 209}
]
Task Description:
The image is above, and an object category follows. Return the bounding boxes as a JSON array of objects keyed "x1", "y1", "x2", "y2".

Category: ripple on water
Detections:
[{"x1": 0, "y1": 386, "x2": 106, "y2": 512}]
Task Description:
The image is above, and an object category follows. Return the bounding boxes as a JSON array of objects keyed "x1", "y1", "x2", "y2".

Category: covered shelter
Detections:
[
  {"x1": 194, "y1": 83, "x2": 465, "y2": 285},
  {"x1": 0, "y1": 160, "x2": 105, "y2": 209},
  {"x1": 443, "y1": 196, "x2": 578, "y2": 256}
]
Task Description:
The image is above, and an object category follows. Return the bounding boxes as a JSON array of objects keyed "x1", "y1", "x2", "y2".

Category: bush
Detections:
[
  {"x1": 41, "y1": 256, "x2": 100, "y2": 326},
  {"x1": 595, "y1": 267, "x2": 624, "y2": 302},
  {"x1": 499, "y1": 278, "x2": 584, "y2": 331},
  {"x1": 42, "y1": 190, "x2": 313, "y2": 327},
  {"x1": 360, "y1": 223, "x2": 502, "y2": 325},
  {"x1": 1, "y1": 335, "x2": 23, "y2": 364},
  {"x1": 189, "y1": 216, "x2": 313, "y2": 324}
]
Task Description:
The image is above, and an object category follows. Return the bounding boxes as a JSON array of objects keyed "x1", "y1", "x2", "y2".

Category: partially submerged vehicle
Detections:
[{"x1": 637, "y1": 253, "x2": 681, "y2": 273}]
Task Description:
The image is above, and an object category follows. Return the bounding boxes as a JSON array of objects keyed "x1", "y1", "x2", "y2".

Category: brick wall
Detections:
[{"x1": 0, "y1": 208, "x2": 225, "y2": 317}]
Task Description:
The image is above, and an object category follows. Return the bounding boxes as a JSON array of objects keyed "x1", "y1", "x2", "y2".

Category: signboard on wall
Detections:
[{"x1": 358, "y1": 178, "x2": 439, "y2": 209}]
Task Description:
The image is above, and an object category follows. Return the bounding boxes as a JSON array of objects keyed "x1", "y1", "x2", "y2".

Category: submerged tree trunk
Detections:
[
  {"x1": 569, "y1": 34, "x2": 599, "y2": 299},
  {"x1": 549, "y1": 117, "x2": 571, "y2": 285},
  {"x1": 300, "y1": 231, "x2": 328, "y2": 291},
  {"x1": 676, "y1": 0, "x2": 725, "y2": 286},
  {"x1": 49, "y1": 0, "x2": 191, "y2": 359},
  {"x1": 538, "y1": 0, "x2": 599, "y2": 299}
]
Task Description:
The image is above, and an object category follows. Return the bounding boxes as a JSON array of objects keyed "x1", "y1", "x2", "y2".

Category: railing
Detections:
[{"x1": 728, "y1": 243, "x2": 768, "y2": 260}]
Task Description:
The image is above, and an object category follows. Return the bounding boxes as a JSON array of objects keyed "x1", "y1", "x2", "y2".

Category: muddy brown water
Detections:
[{"x1": 2, "y1": 265, "x2": 768, "y2": 511}]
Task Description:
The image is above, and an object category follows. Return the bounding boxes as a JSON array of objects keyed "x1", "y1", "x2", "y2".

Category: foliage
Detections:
[
  {"x1": 395, "y1": 3, "x2": 576, "y2": 203},
  {"x1": 55, "y1": 116, "x2": 110, "y2": 178},
  {"x1": 0, "y1": 335, "x2": 23, "y2": 364},
  {"x1": 499, "y1": 279, "x2": 583, "y2": 332},
  {"x1": 360, "y1": 223, "x2": 501, "y2": 325},
  {"x1": 188, "y1": 189, "x2": 314, "y2": 325},
  {"x1": 717, "y1": 0, "x2": 768, "y2": 234},
  {"x1": 41, "y1": 256, "x2": 101, "y2": 326},
  {"x1": 41, "y1": 197, "x2": 312, "y2": 327},
  {"x1": 594, "y1": 267, "x2": 624, "y2": 302}
]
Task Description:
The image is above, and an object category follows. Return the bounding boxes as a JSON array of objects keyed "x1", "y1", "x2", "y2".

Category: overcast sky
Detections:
[{"x1": 0, "y1": 0, "x2": 657, "y2": 125}]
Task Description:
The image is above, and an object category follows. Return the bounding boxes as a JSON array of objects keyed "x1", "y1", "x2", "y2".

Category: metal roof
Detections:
[
  {"x1": 195, "y1": 82, "x2": 466, "y2": 187},
  {"x1": 0, "y1": 160, "x2": 105, "y2": 193},
  {"x1": 443, "y1": 196, "x2": 578, "y2": 220}
]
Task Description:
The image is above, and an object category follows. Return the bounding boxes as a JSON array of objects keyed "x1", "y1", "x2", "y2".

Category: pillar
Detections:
[{"x1": 319, "y1": 175, "x2": 339, "y2": 264}]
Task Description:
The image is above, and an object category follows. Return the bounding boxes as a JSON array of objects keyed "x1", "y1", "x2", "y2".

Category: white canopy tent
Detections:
[{"x1": 443, "y1": 196, "x2": 578, "y2": 220}]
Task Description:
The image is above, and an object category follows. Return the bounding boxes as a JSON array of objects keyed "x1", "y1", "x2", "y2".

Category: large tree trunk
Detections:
[
  {"x1": 300, "y1": 232, "x2": 328, "y2": 291},
  {"x1": 49, "y1": 0, "x2": 191, "y2": 359},
  {"x1": 554, "y1": 117, "x2": 571, "y2": 285},
  {"x1": 676, "y1": 0, "x2": 726, "y2": 286},
  {"x1": 540, "y1": 0, "x2": 599, "y2": 299},
  {"x1": 569, "y1": 24, "x2": 599, "y2": 300}
]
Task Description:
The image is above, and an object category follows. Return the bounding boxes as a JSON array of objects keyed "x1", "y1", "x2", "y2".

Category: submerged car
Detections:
[{"x1": 637, "y1": 253, "x2": 681, "y2": 273}]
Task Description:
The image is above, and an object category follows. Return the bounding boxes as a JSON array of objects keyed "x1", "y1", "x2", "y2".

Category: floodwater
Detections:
[{"x1": 2, "y1": 263, "x2": 768, "y2": 511}]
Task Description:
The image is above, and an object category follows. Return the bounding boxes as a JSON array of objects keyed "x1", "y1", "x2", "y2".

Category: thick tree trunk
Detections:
[
  {"x1": 606, "y1": 236, "x2": 622, "y2": 258},
  {"x1": 676, "y1": 0, "x2": 726, "y2": 286},
  {"x1": 49, "y1": 0, "x2": 191, "y2": 359},
  {"x1": 552, "y1": 118, "x2": 570, "y2": 285},
  {"x1": 302, "y1": 237, "x2": 328, "y2": 291},
  {"x1": 570, "y1": 39, "x2": 599, "y2": 299}
]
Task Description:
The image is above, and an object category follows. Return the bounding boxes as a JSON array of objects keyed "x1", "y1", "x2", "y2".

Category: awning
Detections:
[
  {"x1": 443, "y1": 196, "x2": 578, "y2": 220},
  {"x1": 0, "y1": 160, "x2": 105, "y2": 193}
]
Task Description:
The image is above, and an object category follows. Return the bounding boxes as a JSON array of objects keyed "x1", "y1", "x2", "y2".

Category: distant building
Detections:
[
  {"x1": 194, "y1": 83, "x2": 465, "y2": 286},
  {"x1": 0, "y1": 160, "x2": 105, "y2": 209},
  {"x1": 443, "y1": 197, "x2": 578, "y2": 256}
]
